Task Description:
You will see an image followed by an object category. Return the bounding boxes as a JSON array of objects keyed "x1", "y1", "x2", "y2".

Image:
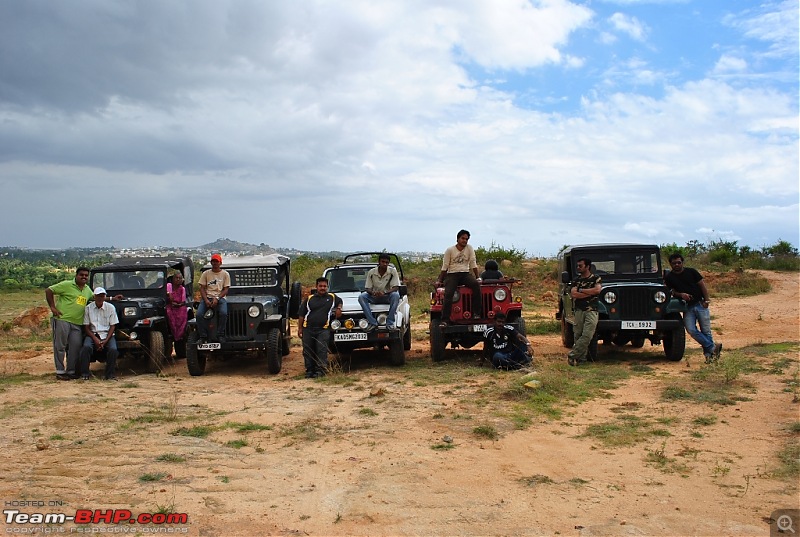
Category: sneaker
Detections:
[
  {"x1": 567, "y1": 358, "x2": 576, "y2": 367},
  {"x1": 704, "y1": 353, "x2": 713, "y2": 364},
  {"x1": 104, "y1": 376, "x2": 119, "y2": 381},
  {"x1": 439, "y1": 320, "x2": 450, "y2": 328},
  {"x1": 56, "y1": 374, "x2": 72, "y2": 381},
  {"x1": 305, "y1": 371, "x2": 315, "y2": 379},
  {"x1": 713, "y1": 343, "x2": 723, "y2": 360},
  {"x1": 81, "y1": 375, "x2": 90, "y2": 381},
  {"x1": 387, "y1": 325, "x2": 398, "y2": 332},
  {"x1": 365, "y1": 324, "x2": 377, "y2": 333}
]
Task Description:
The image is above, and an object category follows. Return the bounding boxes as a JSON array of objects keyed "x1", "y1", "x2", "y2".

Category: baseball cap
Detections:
[
  {"x1": 93, "y1": 286, "x2": 107, "y2": 295},
  {"x1": 211, "y1": 254, "x2": 222, "y2": 263}
]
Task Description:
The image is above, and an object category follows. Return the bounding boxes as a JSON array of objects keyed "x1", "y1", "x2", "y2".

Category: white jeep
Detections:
[{"x1": 322, "y1": 252, "x2": 412, "y2": 366}]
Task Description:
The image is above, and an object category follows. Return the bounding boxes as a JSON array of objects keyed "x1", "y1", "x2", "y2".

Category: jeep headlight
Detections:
[
  {"x1": 123, "y1": 307, "x2": 137, "y2": 317},
  {"x1": 494, "y1": 288, "x2": 507, "y2": 301},
  {"x1": 654, "y1": 291, "x2": 667, "y2": 304},
  {"x1": 248, "y1": 305, "x2": 260, "y2": 318},
  {"x1": 452, "y1": 290, "x2": 461, "y2": 302},
  {"x1": 376, "y1": 313, "x2": 388, "y2": 325},
  {"x1": 331, "y1": 319, "x2": 342, "y2": 330},
  {"x1": 358, "y1": 319, "x2": 369, "y2": 329},
  {"x1": 343, "y1": 318, "x2": 355, "y2": 329},
  {"x1": 603, "y1": 291, "x2": 617, "y2": 303}
]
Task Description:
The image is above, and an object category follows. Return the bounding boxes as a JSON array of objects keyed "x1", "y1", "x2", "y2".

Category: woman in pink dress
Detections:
[{"x1": 166, "y1": 271, "x2": 189, "y2": 358}]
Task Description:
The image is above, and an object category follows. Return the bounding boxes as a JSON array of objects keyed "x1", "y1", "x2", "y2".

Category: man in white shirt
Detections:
[
  {"x1": 436, "y1": 229, "x2": 482, "y2": 326},
  {"x1": 79, "y1": 287, "x2": 120, "y2": 380},
  {"x1": 358, "y1": 253, "x2": 401, "y2": 331}
]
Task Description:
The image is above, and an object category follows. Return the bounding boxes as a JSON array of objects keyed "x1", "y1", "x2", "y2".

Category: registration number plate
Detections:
[
  {"x1": 197, "y1": 342, "x2": 221, "y2": 350},
  {"x1": 472, "y1": 324, "x2": 487, "y2": 333},
  {"x1": 334, "y1": 332, "x2": 368, "y2": 342},
  {"x1": 621, "y1": 321, "x2": 655, "y2": 330}
]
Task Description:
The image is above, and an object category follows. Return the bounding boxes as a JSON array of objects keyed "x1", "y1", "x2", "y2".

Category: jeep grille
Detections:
[
  {"x1": 617, "y1": 288, "x2": 651, "y2": 320},
  {"x1": 226, "y1": 309, "x2": 249, "y2": 338},
  {"x1": 455, "y1": 288, "x2": 505, "y2": 319}
]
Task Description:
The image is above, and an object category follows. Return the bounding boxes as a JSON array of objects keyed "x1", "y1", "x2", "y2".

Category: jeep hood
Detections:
[{"x1": 336, "y1": 292, "x2": 390, "y2": 314}]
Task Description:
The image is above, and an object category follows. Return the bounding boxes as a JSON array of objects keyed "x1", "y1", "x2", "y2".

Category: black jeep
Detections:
[
  {"x1": 185, "y1": 255, "x2": 302, "y2": 376},
  {"x1": 556, "y1": 244, "x2": 687, "y2": 361},
  {"x1": 89, "y1": 257, "x2": 195, "y2": 372}
]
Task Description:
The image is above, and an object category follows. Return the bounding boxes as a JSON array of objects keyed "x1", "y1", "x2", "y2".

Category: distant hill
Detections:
[{"x1": 199, "y1": 238, "x2": 275, "y2": 254}]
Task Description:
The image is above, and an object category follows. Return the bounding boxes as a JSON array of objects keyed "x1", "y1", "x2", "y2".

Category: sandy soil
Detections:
[{"x1": 0, "y1": 271, "x2": 798, "y2": 536}]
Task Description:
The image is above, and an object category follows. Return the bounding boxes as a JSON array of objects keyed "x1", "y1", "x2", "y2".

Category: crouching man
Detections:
[
  {"x1": 79, "y1": 287, "x2": 120, "y2": 380},
  {"x1": 483, "y1": 312, "x2": 533, "y2": 370}
]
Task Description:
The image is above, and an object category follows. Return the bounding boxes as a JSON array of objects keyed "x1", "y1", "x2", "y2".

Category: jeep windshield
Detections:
[
  {"x1": 92, "y1": 270, "x2": 166, "y2": 291},
  {"x1": 573, "y1": 249, "x2": 661, "y2": 279},
  {"x1": 226, "y1": 267, "x2": 279, "y2": 294},
  {"x1": 327, "y1": 268, "x2": 368, "y2": 293}
]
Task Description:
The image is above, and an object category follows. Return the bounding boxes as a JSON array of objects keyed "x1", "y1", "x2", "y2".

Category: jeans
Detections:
[
  {"x1": 79, "y1": 336, "x2": 119, "y2": 379},
  {"x1": 683, "y1": 302, "x2": 715, "y2": 355},
  {"x1": 302, "y1": 327, "x2": 330, "y2": 375},
  {"x1": 442, "y1": 272, "x2": 482, "y2": 320},
  {"x1": 490, "y1": 344, "x2": 531, "y2": 369},
  {"x1": 196, "y1": 298, "x2": 228, "y2": 339},
  {"x1": 51, "y1": 318, "x2": 84, "y2": 375},
  {"x1": 568, "y1": 309, "x2": 598, "y2": 363},
  {"x1": 358, "y1": 291, "x2": 400, "y2": 327}
]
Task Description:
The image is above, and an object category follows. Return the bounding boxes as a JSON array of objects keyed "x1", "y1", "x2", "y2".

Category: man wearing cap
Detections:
[
  {"x1": 46, "y1": 267, "x2": 95, "y2": 380},
  {"x1": 79, "y1": 287, "x2": 120, "y2": 380},
  {"x1": 196, "y1": 253, "x2": 231, "y2": 343}
]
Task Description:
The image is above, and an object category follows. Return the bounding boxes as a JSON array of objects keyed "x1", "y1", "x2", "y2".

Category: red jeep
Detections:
[{"x1": 428, "y1": 279, "x2": 524, "y2": 361}]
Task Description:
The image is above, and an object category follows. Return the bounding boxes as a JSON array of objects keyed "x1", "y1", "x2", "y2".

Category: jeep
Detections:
[
  {"x1": 556, "y1": 244, "x2": 687, "y2": 361},
  {"x1": 322, "y1": 253, "x2": 412, "y2": 366},
  {"x1": 185, "y1": 254, "x2": 302, "y2": 376},
  {"x1": 89, "y1": 257, "x2": 195, "y2": 372},
  {"x1": 428, "y1": 278, "x2": 524, "y2": 362}
]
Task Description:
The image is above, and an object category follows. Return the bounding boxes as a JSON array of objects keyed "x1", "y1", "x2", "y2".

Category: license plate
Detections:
[
  {"x1": 472, "y1": 324, "x2": 487, "y2": 332},
  {"x1": 621, "y1": 321, "x2": 655, "y2": 330},
  {"x1": 334, "y1": 332, "x2": 368, "y2": 342},
  {"x1": 197, "y1": 342, "x2": 221, "y2": 350}
]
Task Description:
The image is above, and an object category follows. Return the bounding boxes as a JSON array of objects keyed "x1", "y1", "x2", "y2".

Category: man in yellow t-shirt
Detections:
[
  {"x1": 196, "y1": 253, "x2": 231, "y2": 343},
  {"x1": 46, "y1": 267, "x2": 94, "y2": 380}
]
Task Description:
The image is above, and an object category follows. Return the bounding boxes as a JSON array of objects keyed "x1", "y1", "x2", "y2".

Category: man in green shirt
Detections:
[{"x1": 46, "y1": 267, "x2": 94, "y2": 380}]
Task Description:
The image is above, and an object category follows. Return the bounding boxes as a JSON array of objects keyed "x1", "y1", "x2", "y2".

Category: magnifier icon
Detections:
[{"x1": 778, "y1": 514, "x2": 795, "y2": 533}]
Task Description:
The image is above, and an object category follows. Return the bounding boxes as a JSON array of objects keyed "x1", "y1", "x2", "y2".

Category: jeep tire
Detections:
[
  {"x1": 264, "y1": 327, "x2": 282, "y2": 374},
  {"x1": 147, "y1": 330, "x2": 166, "y2": 373},
  {"x1": 429, "y1": 320, "x2": 446, "y2": 362},
  {"x1": 389, "y1": 337, "x2": 405, "y2": 366},
  {"x1": 662, "y1": 314, "x2": 686, "y2": 361},
  {"x1": 561, "y1": 313, "x2": 575, "y2": 348},
  {"x1": 186, "y1": 331, "x2": 207, "y2": 376}
]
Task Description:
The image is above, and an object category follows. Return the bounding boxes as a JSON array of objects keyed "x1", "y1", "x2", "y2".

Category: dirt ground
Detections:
[{"x1": 0, "y1": 271, "x2": 798, "y2": 536}]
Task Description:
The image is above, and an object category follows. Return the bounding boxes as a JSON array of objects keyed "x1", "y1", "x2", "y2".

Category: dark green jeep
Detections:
[{"x1": 556, "y1": 244, "x2": 687, "y2": 361}]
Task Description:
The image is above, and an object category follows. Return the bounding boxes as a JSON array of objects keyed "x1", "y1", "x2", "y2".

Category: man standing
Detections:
[
  {"x1": 297, "y1": 277, "x2": 342, "y2": 378},
  {"x1": 567, "y1": 258, "x2": 602, "y2": 367},
  {"x1": 196, "y1": 253, "x2": 230, "y2": 343},
  {"x1": 483, "y1": 312, "x2": 532, "y2": 369},
  {"x1": 664, "y1": 253, "x2": 722, "y2": 363},
  {"x1": 436, "y1": 229, "x2": 482, "y2": 326},
  {"x1": 79, "y1": 287, "x2": 120, "y2": 380},
  {"x1": 46, "y1": 267, "x2": 94, "y2": 380},
  {"x1": 358, "y1": 253, "x2": 401, "y2": 331}
]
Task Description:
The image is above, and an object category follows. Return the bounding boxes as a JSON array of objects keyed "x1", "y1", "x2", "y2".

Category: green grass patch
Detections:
[
  {"x1": 472, "y1": 424, "x2": 499, "y2": 440},
  {"x1": 773, "y1": 441, "x2": 800, "y2": 479},
  {"x1": 225, "y1": 421, "x2": 273, "y2": 433},
  {"x1": 519, "y1": 474, "x2": 554, "y2": 487},
  {"x1": 155, "y1": 453, "x2": 186, "y2": 463},
  {"x1": 430, "y1": 443, "x2": 455, "y2": 451},
  {"x1": 358, "y1": 407, "x2": 378, "y2": 417},
  {"x1": 692, "y1": 415, "x2": 718, "y2": 427},
  {"x1": 582, "y1": 414, "x2": 671, "y2": 447},
  {"x1": 225, "y1": 439, "x2": 248, "y2": 449},
  {"x1": 644, "y1": 441, "x2": 691, "y2": 475},
  {"x1": 138, "y1": 472, "x2": 167, "y2": 482},
  {"x1": 171, "y1": 425, "x2": 213, "y2": 438}
]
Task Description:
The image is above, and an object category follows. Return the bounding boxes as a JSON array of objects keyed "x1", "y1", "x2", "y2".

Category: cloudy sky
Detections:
[{"x1": 1, "y1": 0, "x2": 797, "y2": 256}]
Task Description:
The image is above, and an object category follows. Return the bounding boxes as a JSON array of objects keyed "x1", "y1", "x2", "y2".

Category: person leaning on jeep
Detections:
[
  {"x1": 297, "y1": 277, "x2": 343, "y2": 379},
  {"x1": 664, "y1": 253, "x2": 722, "y2": 363},
  {"x1": 196, "y1": 253, "x2": 230, "y2": 344},
  {"x1": 567, "y1": 258, "x2": 601, "y2": 367},
  {"x1": 358, "y1": 253, "x2": 401, "y2": 331},
  {"x1": 436, "y1": 229, "x2": 482, "y2": 327}
]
